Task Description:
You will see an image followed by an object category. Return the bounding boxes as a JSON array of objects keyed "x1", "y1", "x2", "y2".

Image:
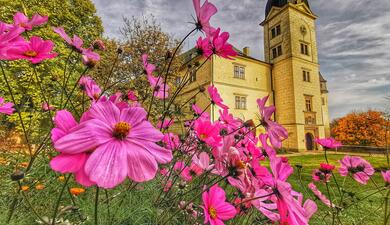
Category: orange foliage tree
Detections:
[{"x1": 331, "y1": 110, "x2": 390, "y2": 147}]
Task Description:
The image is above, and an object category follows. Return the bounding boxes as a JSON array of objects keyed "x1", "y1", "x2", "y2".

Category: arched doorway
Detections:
[{"x1": 305, "y1": 133, "x2": 314, "y2": 150}]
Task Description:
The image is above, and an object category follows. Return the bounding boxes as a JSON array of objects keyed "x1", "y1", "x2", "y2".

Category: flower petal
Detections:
[{"x1": 85, "y1": 141, "x2": 128, "y2": 189}]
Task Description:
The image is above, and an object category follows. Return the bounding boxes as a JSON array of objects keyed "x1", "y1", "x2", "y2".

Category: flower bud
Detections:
[
  {"x1": 166, "y1": 50, "x2": 173, "y2": 59},
  {"x1": 244, "y1": 120, "x2": 254, "y2": 128},
  {"x1": 198, "y1": 86, "x2": 205, "y2": 93},
  {"x1": 11, "y1": 170, "x2": 24, "y2": 181},
  {"x1": 92, "y1": 40, "x2": 106, "y2": 51}
]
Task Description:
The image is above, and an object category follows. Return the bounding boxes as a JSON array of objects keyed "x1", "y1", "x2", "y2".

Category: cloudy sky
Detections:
[{"x1": 91, "y1": 0, "x2": 390, "y2": 119}]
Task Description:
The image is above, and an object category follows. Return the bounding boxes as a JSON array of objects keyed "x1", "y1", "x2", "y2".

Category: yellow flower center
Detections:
[
  {"x1": 24, "y1": 50, "x2": 37, "y2": 57},
  {"x1": 209, "y1": 206, "x2": 217, "y2": 219},
  {"x1": 236, "y1": 160, "x2": 246, "y2": 170},
  {"x1": 113, "y1": 122, "x2": 131, "y2": 139},
  {"x1": 200, "y1": 133, "x2": 207, "y2": 140}
]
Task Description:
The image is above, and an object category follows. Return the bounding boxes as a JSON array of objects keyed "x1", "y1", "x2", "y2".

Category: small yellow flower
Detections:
[
  {"x1": 70, "y1": 187, "x2": 85, "y2": 196},
  {"x1": 21, "y1": 186, "x2": 29, "y2": 191},
  {"x1": 35, "y1": 184, "x2": 45, "y2": 190},
  {"x1": 58, "y1": 176, "x2": 65, "y2": 182}
]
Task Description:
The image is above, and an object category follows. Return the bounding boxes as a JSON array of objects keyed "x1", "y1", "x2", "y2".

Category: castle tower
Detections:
[{"x1": 261, "y1": 0, "x2": 329, "y2": 151}]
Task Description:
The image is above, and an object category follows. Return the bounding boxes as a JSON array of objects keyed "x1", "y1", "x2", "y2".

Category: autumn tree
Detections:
[
  {"x1": 331, "y1": 110, "x2": 390, "y2": 147},
  {"x1": 90, "y1": 15, "x2": 182, "y2": 119}
]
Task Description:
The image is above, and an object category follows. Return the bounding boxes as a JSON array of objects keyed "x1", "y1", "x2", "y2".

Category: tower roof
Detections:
[{"x1": 265, "y1": 0, "x2": 310, "y2": 17}]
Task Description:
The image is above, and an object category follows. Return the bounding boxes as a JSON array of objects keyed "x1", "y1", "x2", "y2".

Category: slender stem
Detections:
[
  {"x1": 17, "y1": 181, "x2": 48, "y2": 224},
  {"x1": 94, "y1": 186, "x2": 100, "y2": 225},
  {"x1": 104, "y1": 189, "x2": 112, "y2": 225},
  {"x1": 62, "y1": 67, "x2": 89, "y2": 108},
  {"x1": 60, "y1": 49, "x2": 74, "y2": 106},
  {"x1": 0, "y1": 62, "x2": 32, "y2": 155},
  {"x1": 384, "y1": 189, "x2": 390, "y2": 225},
  {"x1": 51, "y1": 174, "x2": 71, "y2": 225},
  {"x1": 325, "y1": 182, "x2": 336, "y2": 225},
  {"x1": 163, "y1": 28, "x2": 197, "y2": 109}
]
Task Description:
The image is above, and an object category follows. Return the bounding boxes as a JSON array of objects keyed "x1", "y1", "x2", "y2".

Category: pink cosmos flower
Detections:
[
  {"x1": 210, "y1": 28, "x2": 237, "y2": 59},
  {"x1": 196, "y1": 36, "x2": 213, "y2": 58},
  {"x1": 208, "y1": 85, "x2": 228, "y2": 109},
  {"x1": 194, "y1": 119, "x2": 222, "y2": 148},
  {"x1": 219, "y1": 109, "x2": 241, "y2": 131},
  {"x1": 308, "y1": 182, "x2": 335, "y2": 208},
  {"x1": 315, "y1": 137, "x2": 342, "y2": 149},
  {"x1": 91, "y1": 39, "x2": 106, "y2": 51},
  {"x1": 53, "y1": 101, "x2": 173, "y2": 188},
  {"x1": 142, "y1": 54, "x2": 156, "y2": 76},
  {"x1": 192, "y1": 104, "x2": 210, "y2": 121},
  {"x1": 6, "y1": 36, "x2": 57, "y2": 64},
  {"x1": 0, "y1": 23, "x2": 25, "y2": 59},
  {"x1": 13, "y1": 12, "x2": 48, "y2": 31},
  {"x1": 81, "y1": 48, "x2": 100, "y2": 67},
  {"x1": 162, "y1": 132, "x2": 180, "y2": 150},
  {"x1": 381, "y1": 170, "x2": 390, "y2": 186},
  {"x1": 53, "y1": 27, "x2": 84, "y2": 52},
  {"x1": 259, "y1": 133, "x2": 276, "y2": 159},
  {"x1": 126, "y1": 90, "x2": 138, "y2": 101},
  {"x1": 79, "y1": 76, "x2": 102, "y2": 101},
  {"x1": 174, "y1": 161, "x2": 193, "y2": 181},
  {"x1": 212, "y1": 136, "x2": 246, "y2": 177},
  {"x1": 202, "y1": 184, "x2": 236, "y2": 225},
  {"x1": 192, "y1": 0, "x2": 217, "y2": 36},
  {"x1": 192, "y1": 152, "x2": 214, "y2": 171},
  {"x1": 147, "y1": 74, "x2": 170, "y2": 99},
  {"x1": 0, "y1": 97, "x2": 14, "y2": 115},
  {"x1": 41, "y1": 102, "x2": 55, "y2": 111},
  {"x1": 257, "y1": 96, "x2": 288, "y2": 149},
  {"x1": 312, "y1": 163, "x2": 335, "y2": 183},
  {"x1": 50, "y1": 110, "x2": 95, "y2": 187},
  {"x1": 338, "y1": 155, "x2": 375, "y2": 185},
  {"x1": 254, "y1": 157, "x2": 309, "y2": 224}
]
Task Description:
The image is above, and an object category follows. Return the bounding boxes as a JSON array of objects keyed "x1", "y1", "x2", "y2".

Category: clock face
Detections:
[{"x1": 300, "y1": 25, "x2": 307, "y2": 36}]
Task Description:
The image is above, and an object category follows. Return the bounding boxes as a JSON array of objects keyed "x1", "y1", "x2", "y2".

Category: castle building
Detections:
[{"x1": 177, "y1": 0, "x2": 330, "y2": 152}]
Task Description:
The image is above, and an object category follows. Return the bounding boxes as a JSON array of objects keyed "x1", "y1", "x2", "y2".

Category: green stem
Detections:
[
  {"x1": 94, "y1": 186, "x2": 100, "y2": 225},
  {"x1": 51, "y1": 174, "x2": 71, "y2": 225}
]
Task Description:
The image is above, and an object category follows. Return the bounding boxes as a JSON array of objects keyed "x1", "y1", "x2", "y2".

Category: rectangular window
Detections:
[
  {"x1": 300, "y1": 43, "x2": 309, "y2": 55},
  {"x1": 303, "y1": 70, "x2": 311, "y2": 82},
  {"x1": 322, "y1": 97, "x2": 325, "y2": 105},
  {"x1": 234, "y1": 65, "x2": 245, "y2": 79},
  {"x1": 272, "y1": 45, "x2": 282, "y2": 59},
  {"x1": 235, "y1": 96, "x2": 247, "y2": 110},
  {"x1": 271, "y1": 25, "x2": 281, "y2": 39},
  {"x1": 305, "y1": 96, "x2": 313, "y2": 112}
]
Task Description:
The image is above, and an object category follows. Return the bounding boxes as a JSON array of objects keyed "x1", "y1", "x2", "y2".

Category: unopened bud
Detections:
[
  {"x1": 11, "y1": 170, "x2": 24, "y2": 181},
  {"x1": 219, "y1": 129, "x2": 228, "y2": 136},
  {"x1": 198, "y1": 86, "x2": 205, "y2": 93},
  {"x1": 244, "y1": 120, "x2": 254, "y2": 128},
  {"x1": 166, "y1": 50, "x2": 173, "y2": 59}
]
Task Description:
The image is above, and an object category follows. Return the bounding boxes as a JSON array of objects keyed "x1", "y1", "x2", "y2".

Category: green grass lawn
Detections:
[
  {"x1": 281, "y1": 153, "x2": 389, "y2": 225},
  {"x1": 0, "y1": 152, "x2": 388, "y2": 225}
]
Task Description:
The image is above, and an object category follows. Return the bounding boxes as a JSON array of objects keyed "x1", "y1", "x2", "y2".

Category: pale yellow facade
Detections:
[{"x1": 177, "y1": 1, "x2": 330, "y2": 152}]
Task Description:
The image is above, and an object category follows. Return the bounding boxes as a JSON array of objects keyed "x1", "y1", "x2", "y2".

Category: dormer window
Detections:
[{"x1": 271, "y1": 24, "x2": 281, "y2": 39}]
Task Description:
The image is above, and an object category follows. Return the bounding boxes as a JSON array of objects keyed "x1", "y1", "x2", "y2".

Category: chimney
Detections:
[{"x1": 243, "y1": 47, "x2": 250, "y2": 56}]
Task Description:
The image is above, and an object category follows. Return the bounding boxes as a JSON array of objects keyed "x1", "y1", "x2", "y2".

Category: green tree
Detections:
[{"x1": 0, "y1": 0, "x2": 103, "y2": 142}]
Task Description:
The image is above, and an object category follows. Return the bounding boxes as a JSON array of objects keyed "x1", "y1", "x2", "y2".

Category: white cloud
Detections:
[{"x1": 92, "y1": 0, "x2": 390, "y2": 119}]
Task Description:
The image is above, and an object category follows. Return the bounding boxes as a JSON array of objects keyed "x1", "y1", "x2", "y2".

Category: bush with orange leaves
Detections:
[{"x1": 331, "y1": 110, "x2": 390, "y2": 147}]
